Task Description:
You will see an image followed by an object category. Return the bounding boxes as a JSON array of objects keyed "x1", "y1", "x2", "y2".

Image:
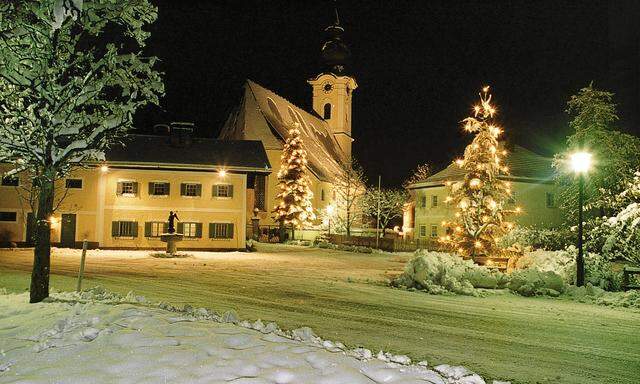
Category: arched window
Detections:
[{"x1": 323, "y1": 103, "x2": 332, "y2": 119}]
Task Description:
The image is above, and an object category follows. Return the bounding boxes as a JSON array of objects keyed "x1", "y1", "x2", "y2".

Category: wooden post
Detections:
[{"x1": 76, "y1": 239, "x2": 88, "y2": 292}]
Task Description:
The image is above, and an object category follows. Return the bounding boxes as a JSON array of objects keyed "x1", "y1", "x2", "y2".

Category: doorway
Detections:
[{"x1": 60, "y1": 214, "x2": 77, "y2": 248}]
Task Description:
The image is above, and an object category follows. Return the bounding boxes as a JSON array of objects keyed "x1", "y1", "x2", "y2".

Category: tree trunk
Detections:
[
  {"x1": 278, "y1": 220, "x2": 285, "y2": 243},
  {"x1": 346, "y1": 208, "x2": 351, "y2": 237},
  {"x1": 30, "y1": 178, "x2": 54, "y2": 303}
]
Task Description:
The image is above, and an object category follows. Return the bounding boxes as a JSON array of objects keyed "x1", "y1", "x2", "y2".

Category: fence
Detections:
[{"x1": 327, "y1": 234, "x2": 440, "y2": 253}]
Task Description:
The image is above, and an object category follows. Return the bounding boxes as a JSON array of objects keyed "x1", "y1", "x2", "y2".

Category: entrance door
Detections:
[
  {"x1": 60, "y1": 214, "x2": 77, "y2": 248},
  {"x1": 25, "y1": 212, "x2": 35, "y2": 246}
]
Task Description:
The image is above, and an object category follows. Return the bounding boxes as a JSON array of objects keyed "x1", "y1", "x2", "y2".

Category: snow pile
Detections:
[
  {"x1": 0, "y1": 290, "x2": 507, "y2": 384},
  {"x1": 392, "y1": 251, "x2": 509, "y2": 296}
]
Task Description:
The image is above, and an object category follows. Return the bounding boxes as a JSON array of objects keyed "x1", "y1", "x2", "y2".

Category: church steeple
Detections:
[{"x1": 308, "y1": 2, "x2": 357, "y2": 159}]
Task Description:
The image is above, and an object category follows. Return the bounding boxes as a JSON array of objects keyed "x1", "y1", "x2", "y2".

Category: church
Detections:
[{"x1": 218, "y1": 12, "x2": 356, "y2": 228}]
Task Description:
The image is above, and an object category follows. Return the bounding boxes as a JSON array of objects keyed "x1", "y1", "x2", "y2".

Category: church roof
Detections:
[
  {"x1": 104, "y1": 135, "x2": 271, "y2": 172},
  {"x1": 408, "y1": 145, "x2": 555, "y2": 189},
  {"x1": 219, "y1": 79, "x2": 347, "y2": 182}
]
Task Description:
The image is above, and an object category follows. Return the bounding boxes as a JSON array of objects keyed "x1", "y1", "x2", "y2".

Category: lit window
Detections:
[
  {"x1": 254, "y1": 176, "x2": 266, "y2": 210},
  {"x1": 419, "y1": 225, "x2": 427, "y2": 237},
  {"x1": 117, "y1": 181, "x2": 138, "y2": 196},
  {"x1": 65, "y1": 179, "x2": 83, "y2": 189},
  {"x1": 213, "y1": 184, "x2": 233, "y2": 198},
  {"x1": 0, "y1": 212, "x2": 17, "y2": 222},
  {"x1": 149, "y1": 182, "x2": 170, "y2": 196},
  {"x1": 112, "y1": 221, "x2": 138, "y2": 237},
  {"x1": 431, "y1": 195, "x2": 438, "y2": 208},
  {"x1": 321, "y1": 189, "x2": 325, "y2": 201},
  {"x1": 430, "y1": 225, "x2": 438, "y2": 238},
  {"x1": 181, "y1": 183, "x2": 201, "y2": 197},
  {"x1": 182, "y1": 222, "x2": 201, "y2": 238}
]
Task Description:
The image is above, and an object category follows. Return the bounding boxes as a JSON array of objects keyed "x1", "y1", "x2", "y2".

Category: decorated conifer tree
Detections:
[
  {"x1": 273, "y1": 123, "x2": 316, "y2": 238},
  {"x1": 441, "y1": 86, "x2": 519, "y2": 259}
]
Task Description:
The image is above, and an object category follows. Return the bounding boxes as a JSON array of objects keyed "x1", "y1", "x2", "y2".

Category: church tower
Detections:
[{"x1": 308, "y1": 8, "x2": 357, "y2": 159}]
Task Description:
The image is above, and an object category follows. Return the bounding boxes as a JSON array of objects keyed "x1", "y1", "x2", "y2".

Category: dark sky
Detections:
[{"x1": 135, "y1": 0, "x2": 640, "y2": 188}]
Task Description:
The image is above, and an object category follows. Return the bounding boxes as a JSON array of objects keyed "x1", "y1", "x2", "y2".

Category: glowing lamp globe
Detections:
[{"x1": 570, "y1": 152, "x2": 592, "y2": 174}]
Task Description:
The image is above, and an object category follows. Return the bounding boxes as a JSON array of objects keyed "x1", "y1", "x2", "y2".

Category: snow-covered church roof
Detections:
[{"x1": 218, "y1": 80, "x2": 347, "y2": 182}]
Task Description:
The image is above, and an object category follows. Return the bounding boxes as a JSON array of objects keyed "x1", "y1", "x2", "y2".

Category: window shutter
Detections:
[
  {"x1": 116, "y1": 182, "x2": 123, "y2": 196},
  {"x1": 196, "y1": 184, "x2": 202, "y2": 196},
  {"x1": 228, "y1": 185, "x2": 233, "y2": 198},
  {"x1": 132, "y1": 222, "x2": 139, "y2": 237},
  {"x1": 132, "y1": 182, "x2": 138, "y2": 195},
  {"x1": 209, "y1": 223, "x2": 215, "y2": 238},
  {"x1": 177, "y1": 222, "x2": 184, "y2": 234},
  {"x1": 148, "y1": 182, "x2": 154, "y2": 195},
  {"x1": 181, "y1": 183, "x2": 186, "y2": 196},
  {"x1": 165, "y1": 183, "x2": 170, "y2": 196},
  {"x1": 227, "y1": 223, "x2": 234, "y2": 239},
  {"x1": 144, "y1": 222, "x2": 152, "y2": 237},
  {"x1": 195, "y1": 223, "x2": 202, "y2": 238},
  {"x1": 112, "y1": 221, "x2": 119, "y2": 237},
  {"x1": 212, "y1": 185, "x2": 218, "y2": 197}
]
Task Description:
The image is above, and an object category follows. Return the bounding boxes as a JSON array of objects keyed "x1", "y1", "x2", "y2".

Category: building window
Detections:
[
  {"x1": 209, "y1": 223, "x2": 234, "y2": 239},
  {"x1": 0, "y1": 212, "x2": 17, "y2": 222},
  {"x1": 181, "y1": 183, "x2": 201, "y2": 197},
  {"x1": 419, "y1": 225, "x2": 427, "y2": 237},
  {"x1": 149, "y1": 182, "x2": 170, "y2": 196},
  {"x1": 431, "y1": 195, "x2": 438, "y2": 208},
  {"x1": 213, "y1": 184, "x2": 233, "y2": 198},
  {"x1": 430, "y1": 225, "x2": 438, "y2": 238},
  {"x1": 145, "y1": 221, "x2": 166, "y2": 237},
  {"x1": 1, "y1": 175, "x2": 19, "y2": 186},
  {"x1": 420, "y1": 196, "x2": 427, "y2": 208},
  {"x1": 321, "y1": 189, "x2": 325, "y2": 201},
  {"x1": 111, "y1": 221, "x2": 138, "y2": 237},
  {"x1": 117, "y1": 181, "x2": 138, "y2": 196},
  {"x1": 65, "y1": 179, "x2": 83, "y2": 189},
  {"x1": 546, "y1": 192, "x2": 556, "y2": 208},
  {"x1": 254, "y1": 175, "x2": 266, "y2": 211},
  {"x1": 180, "y1": 222, "x2": 202, "y2": 238},
  {"x1": 323, "y1": 103, "x2": 332, "y2": 119}
]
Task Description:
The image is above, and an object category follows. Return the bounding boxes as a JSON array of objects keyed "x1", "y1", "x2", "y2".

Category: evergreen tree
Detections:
[
  {"x1": 442, "y1": 86, "x2": 518, "y2": 259},
  {"x1": 273, "y1": 123, "x2": 316, "y2": 231}
]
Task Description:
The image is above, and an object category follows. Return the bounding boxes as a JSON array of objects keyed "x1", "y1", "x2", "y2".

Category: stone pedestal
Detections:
[
  {"x1": 160, "y1": 233, "x2": 183, "y2": 255},
  {"x1": 251, "y1": 217, "x2": 260, "y2": 241}
]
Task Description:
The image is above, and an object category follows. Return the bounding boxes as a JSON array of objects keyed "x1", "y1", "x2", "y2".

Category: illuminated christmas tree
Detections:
[
  {"x1": 441, "y1": 86, "x2": 519, "y2": 259},
  {"x1": 273, "y1": 123, "x2": 316, "y2": 231}
]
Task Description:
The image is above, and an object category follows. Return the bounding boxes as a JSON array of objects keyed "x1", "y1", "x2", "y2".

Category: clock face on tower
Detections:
[{"x1": 323, "y1": 82, "x2": 333, "y2": 93}]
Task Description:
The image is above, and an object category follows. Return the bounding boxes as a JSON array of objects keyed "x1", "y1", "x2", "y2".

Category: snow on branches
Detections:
[
  {"x1": 273, "y1": 123, "x2": 316, "y2": 229},
  {"x1": 441, "y1": 86, "x2": 520, "y2": 259}
]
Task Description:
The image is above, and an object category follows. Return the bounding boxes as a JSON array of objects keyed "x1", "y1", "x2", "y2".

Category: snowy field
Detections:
[{"x1": 0, "y1": 291, "x2": 499, "y2": 384}]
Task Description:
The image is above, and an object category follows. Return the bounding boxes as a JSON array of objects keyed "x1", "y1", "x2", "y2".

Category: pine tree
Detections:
[
  {"x1": 441, "y1": 86, "x2": 519, "y2": 259},
  {"x1": 273, "y1": 123, "x2": 316, "y2": 232}
]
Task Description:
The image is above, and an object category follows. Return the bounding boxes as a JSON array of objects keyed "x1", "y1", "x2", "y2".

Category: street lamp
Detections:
[
  {"x1": 326, "y1": 204, "x2": 336, "y2": 236},
  {"x1": 570, "y1": 151, "x2": 592, "y2": 287}
]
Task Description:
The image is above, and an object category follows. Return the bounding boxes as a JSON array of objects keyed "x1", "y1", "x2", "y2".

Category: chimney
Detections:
[{"x1": 169, "y1": 122, "x2": 195, "y2": 147}]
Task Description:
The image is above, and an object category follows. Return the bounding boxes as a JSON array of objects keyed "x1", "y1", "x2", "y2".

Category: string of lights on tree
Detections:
[
  {"x1": 440, "y1": 86, "x2": 521, "y2": 259},
  {"x1": 273, "y1": 123, "x2": 316, "y2": 228}
]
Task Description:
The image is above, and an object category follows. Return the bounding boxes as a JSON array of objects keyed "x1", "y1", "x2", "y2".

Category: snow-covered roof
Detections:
[
  {"x1": 408, "y1": 145, "x2": 555, "y2": 189},
  {"x1": 219, "y1": 80, "x2": 346, "y2": 182},
  {"x1": 103, "y1": 135, "x2": 271, "y2": 172}
]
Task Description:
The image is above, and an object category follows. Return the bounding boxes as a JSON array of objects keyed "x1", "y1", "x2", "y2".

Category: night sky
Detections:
[{"x1": 135, "y1": 0, "x2": 640, "y2": 187}]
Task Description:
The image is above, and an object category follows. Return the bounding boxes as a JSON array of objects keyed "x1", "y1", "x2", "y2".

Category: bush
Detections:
[
  {"x1": 507, "y1": 269, "x2": 565, "y2": 297},
  {"x1": 499, "y1": 227, "x2": 573, "y2": 251}
]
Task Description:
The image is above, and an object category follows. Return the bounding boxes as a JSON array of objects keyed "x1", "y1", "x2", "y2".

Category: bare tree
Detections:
[
  {"x1": 403, "y1": 163, "x2": 431, "y2": 188},
  {"x1": 332, "y1": 158, "x2": 366, "y2": 237},
  {"x1": 362, "y1": 188, "x2": 409, "y2": 237}
]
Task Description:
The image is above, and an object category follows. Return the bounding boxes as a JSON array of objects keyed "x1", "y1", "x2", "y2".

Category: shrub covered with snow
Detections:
[
  {"x1": 564, "y1": 284, "x2": 640, "y2": 309},
  {"x1": 498, "y1": 226, "x2": 573, "y2": 251},
  {"x1": 507, "y1": 269, "x2": 565, "y2": 297}
]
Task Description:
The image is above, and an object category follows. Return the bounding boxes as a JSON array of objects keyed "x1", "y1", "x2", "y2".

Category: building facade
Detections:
[
  {"x1": 0, "y1": 135, "x2": 271, "y2": 250},
  {"x1": 405, "y1": 146, "x2": 563, "y2": 240}
]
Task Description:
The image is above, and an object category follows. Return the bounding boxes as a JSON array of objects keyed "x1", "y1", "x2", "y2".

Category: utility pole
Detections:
[{"x1": 376, "y1": 175, "x2": 381, "y2": 249}]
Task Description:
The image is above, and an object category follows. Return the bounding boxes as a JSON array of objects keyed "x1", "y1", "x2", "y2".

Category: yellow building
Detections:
[
  {"x1": 0, "y1": 134, "x2": 271, "y2": 250},
  {"x1": 219, "y1": 15, "x2": 355, "y2": 227},
  {"x1": 405, "y1": 146, "x2": 562, "y2": 240}
]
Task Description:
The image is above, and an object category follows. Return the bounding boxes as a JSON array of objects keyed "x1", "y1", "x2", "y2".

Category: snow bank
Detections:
[{"x1": 0, "y1": 289, "x2": 507, "y2": 384}]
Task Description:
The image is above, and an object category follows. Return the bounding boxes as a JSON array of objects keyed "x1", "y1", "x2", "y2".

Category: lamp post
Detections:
[{"x1": 570, "y1": 151, "x2": 592, "y2": 287}]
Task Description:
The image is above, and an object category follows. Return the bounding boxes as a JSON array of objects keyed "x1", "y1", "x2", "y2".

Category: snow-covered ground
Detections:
[{"x1": 0, "y1": 290, "x2": 503, "y2": 384}]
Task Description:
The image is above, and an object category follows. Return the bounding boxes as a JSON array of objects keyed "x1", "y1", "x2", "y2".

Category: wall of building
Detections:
[
  {"x1": 411, "y1": 181, "x2": 563, "y2": 240},
  {"x1": 0, "y1": 166, "x2": 247, "y2": 250}
]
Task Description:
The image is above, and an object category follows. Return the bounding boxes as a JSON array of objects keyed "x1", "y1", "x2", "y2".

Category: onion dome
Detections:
[{"x1": 320, "y1": 8, "x2": 351, "y2": 74}]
